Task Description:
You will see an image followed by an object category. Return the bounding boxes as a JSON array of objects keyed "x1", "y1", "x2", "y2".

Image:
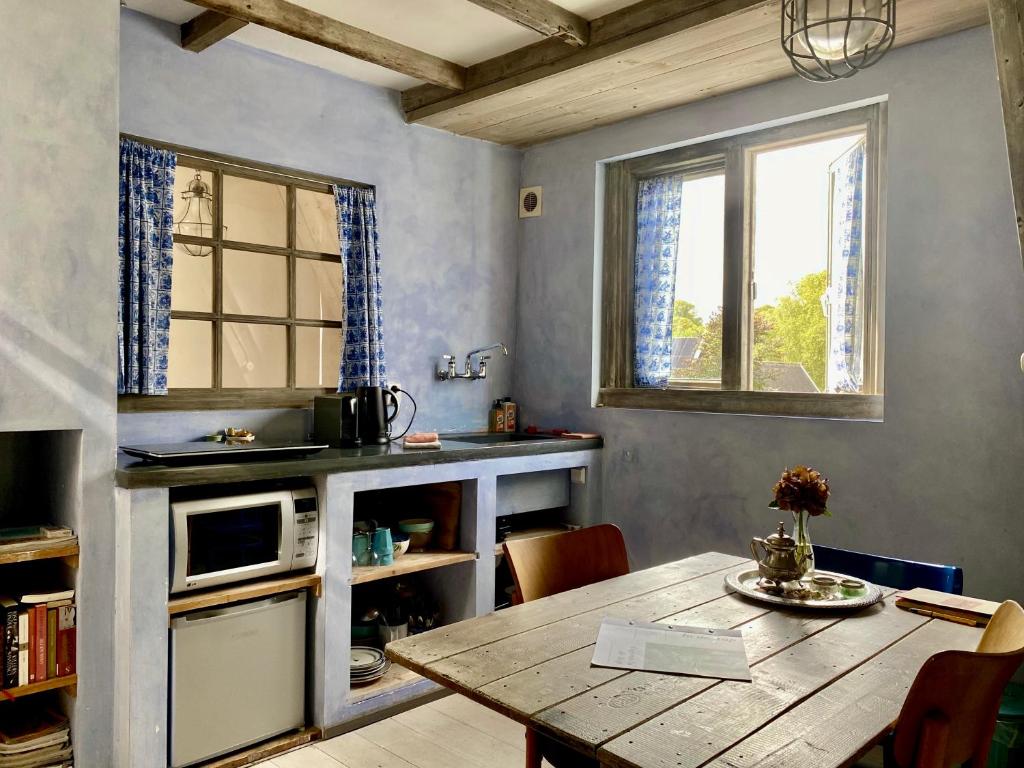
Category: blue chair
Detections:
[{"x1": 813, "y1": 544, "x2": 964, "y2": 595}]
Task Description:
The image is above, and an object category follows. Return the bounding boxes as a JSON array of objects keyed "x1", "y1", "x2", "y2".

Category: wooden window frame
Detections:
[
  {"x1": 598, "y1": 104, "x2": 886, "y2": 421},
  {"x1": 118, "y1": 136, "x2": 372, "y2": 413}
]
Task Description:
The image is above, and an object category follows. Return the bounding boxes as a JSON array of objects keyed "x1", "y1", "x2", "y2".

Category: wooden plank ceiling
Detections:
[
  {"x1": 403, "y1": 0, "x2": 990, "y2": 146},
  {"x1": 182, "y1": 0, "x2": 990, "y2": 147}
]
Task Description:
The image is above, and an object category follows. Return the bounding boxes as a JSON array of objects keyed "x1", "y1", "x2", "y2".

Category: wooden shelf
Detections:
[
  {"x1": 168, "y1": 573, "x2": 322, "y2": 617},
  {"x1": 0, "y1": 539, "x2": 79, "y2": 567},
  {"x1": 348, "y1": 662, "x2": 424, "y2": 704},
  {"x1": 0, "y1": 674, "x2": 78, "y2": 701},
  {"x1": 351, "y1": 551, "x2": 476, "y2": 585},
  {"x1": 198, "y1": 726, "x2": 320, "y2": 768}
]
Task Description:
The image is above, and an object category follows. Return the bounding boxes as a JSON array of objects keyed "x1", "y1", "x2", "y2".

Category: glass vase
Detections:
[{"x1": 792, "y1": 509, "x2": 814, "y2": 577}]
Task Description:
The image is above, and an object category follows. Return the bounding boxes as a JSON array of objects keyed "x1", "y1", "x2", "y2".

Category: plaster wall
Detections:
[
  {"x1": 514, "y1": 27, "x2": 1024, "y2": 602},
  {"x1": 0, "y1": 2, "x2": 120, "y2": 763},
  {"x1": 117, "y1": 9, "x2": 523, "y2": 441}
]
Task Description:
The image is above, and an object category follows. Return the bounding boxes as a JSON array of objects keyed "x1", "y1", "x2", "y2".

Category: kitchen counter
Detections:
[{"x1": 115, "y1": 434, "x2": 602, "y2": 488}]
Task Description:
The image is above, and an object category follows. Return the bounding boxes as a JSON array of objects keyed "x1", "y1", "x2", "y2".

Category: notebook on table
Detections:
[{"x1": 896, "y1": 587, "x2": 1001, "y2": 627}]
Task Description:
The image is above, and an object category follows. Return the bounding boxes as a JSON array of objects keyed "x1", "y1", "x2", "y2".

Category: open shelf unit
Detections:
[
  {"x1": 167, "y1": 573, "x2": 322, "y2": 616},
  {"x1": 348, "y1": 662, "x2": 424, "y2": 705},
  {"x1": 351, "y1": 551, "x2": 476, "y2": 585},
  {"x1": 0, "y1": 674, "x2": 78, "y2": 702}
]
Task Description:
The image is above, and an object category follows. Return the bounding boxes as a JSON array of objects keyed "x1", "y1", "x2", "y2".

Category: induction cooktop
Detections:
[{"x1": 120, "y1": 440, "x2": 328, "y2": 465}]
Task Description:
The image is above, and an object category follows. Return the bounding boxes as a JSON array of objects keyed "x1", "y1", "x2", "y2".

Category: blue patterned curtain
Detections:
[
  {"x1": 826, "y1": 141, "x2": 866, "y2": 393},
  {"x1": 634, "y1": 174, "x2": 684, "y2": 388},
  {"x1": 118, "y1": 138, "x2": 176, "y2": 395},
  {"x1": 335, "y1": 185, "x2": 387, "y2": 390}
]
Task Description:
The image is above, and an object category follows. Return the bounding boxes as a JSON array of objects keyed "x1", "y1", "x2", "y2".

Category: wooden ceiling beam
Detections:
[
  {"x1": 402, "y1": 0, "x2": 763, "y2": 119},
  {"x1": 987, "y1": 0, "x2": 1024, "y2": 265},
  {"x1": 466, "y1": 0, "x2": 590, "y2": 46},
  {"x1": 186, "y1": 0, "x2": 467, "y2": 90},
  {"x1": 181, "y1": 10, "x2": 248, "y2": 52}
]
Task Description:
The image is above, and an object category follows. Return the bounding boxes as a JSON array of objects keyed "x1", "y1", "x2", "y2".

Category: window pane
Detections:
[
  {"x1": 750, "y1": 133, "x2": 864, "y2": 393},
  {"x1": 296, "y1": 326, "x2": 341, "y2": 388},
  {"x1": 222, "y1": 323, "x2": 287, "y2": 388},
  {"x1": 222, "y1": 175, "x2": 287, "y2": 247},
  {"x1": 296, "y1": 189, "x2": 340, "y2": 254},
  {"x1": 296, "y1": 259, "x2": 342, "y2": 321},
  {"x1": 168, "y1": 319, "x2": 212, "y2": 388},
  {"x1": 173, "y1": 166, "x2": 215, "y2": 244},
  {"x1": 170, "y1": 243, "x2": 213, "y2": 312},
  {"x1": 671, "y1": 172, "x2": 725, "y2": 385},
  {"x1": 223, "y1": 249, "x2": 288, "y2": 317}
]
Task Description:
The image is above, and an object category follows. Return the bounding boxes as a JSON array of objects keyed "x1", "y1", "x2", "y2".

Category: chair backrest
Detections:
[
  {"x1": 890, "y1": 601, "x2": 1024, "y2": 768},
  {"x1": 814, "y1": 545, "x2": 963, "y2": 594},
  {"x1": 977, "y1": 599, "x2": 1024, "y2": 654},
  {"x1": 502, "y1": 524, "x2": 629, "y2": 604}
]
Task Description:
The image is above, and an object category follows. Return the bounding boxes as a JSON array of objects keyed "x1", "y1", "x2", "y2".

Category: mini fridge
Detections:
[{"x1": 169, "y1": 590, "x2": 307, "y2": 767}]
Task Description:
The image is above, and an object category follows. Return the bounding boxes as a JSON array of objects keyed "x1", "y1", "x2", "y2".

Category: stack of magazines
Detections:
[{"x1": 0, "y1": 701, "x2": 72, "y2": 768}]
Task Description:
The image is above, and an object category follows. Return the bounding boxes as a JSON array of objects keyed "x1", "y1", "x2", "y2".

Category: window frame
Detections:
[
  {"x1": 118, "y1": 135, "x2": 370, "y2": 413},
  {"x1": 598, "y1": 104, "x2": 886, "y2": 420}
]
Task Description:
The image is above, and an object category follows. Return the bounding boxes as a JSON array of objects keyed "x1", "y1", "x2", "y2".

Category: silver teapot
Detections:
[{"x1": 750, "y1": 521, "x2": 803, "y2": 585}]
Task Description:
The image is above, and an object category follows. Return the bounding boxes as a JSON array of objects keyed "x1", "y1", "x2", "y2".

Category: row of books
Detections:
[{"x1": 1, "y1": 588, "x2": 76, "y2": 690}]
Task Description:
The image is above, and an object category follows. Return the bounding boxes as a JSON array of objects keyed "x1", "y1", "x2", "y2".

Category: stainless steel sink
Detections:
[{"x1": 446, "y1": 433, "x2": 558, "y2": 444}]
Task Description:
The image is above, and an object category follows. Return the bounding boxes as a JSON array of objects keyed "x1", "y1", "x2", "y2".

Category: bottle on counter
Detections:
[
  {"x1": 502, "y1": 397, "x2": 518, "y2": 433},
  {"x1": 489, "y1": 399, "x2": 506, "y2": 433}
]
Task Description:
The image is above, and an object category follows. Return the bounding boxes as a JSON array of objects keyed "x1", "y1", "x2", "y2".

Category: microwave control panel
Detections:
[{"x1": 291, "y1": 489, "x2": 319, "y2": 568}]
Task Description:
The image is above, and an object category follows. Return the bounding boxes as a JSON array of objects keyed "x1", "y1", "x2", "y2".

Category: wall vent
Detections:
[{"x1": 519, "y1": 186, "x2": 543, "y2": 218}]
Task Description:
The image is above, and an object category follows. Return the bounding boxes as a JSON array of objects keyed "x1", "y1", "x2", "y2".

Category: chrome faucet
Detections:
[{"x1": 437, "y1": 343, "x2": 509, "y2": 381}]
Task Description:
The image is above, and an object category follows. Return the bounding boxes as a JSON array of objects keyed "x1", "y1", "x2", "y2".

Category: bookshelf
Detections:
[
  {"x1": 0, "y1": 673, "x2": 77, "y2": 701},
  {"x1": 0, "y1": 539, "x2": 79, "y2": 567}
]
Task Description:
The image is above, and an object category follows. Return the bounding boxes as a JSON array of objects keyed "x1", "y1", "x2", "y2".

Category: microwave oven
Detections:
[{"x1": 170, "y1": 488, "x2": 319, "y2": 594}]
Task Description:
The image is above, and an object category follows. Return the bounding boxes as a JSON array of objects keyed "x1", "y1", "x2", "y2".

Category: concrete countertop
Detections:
[{"x1": 115, "y1": 434, "x2": 603, "y2": 489}]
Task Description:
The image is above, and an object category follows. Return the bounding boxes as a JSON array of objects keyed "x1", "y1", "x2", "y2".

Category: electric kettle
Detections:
[{"x1": 356, "y1": 386, "x2": 400, "y2": 445}]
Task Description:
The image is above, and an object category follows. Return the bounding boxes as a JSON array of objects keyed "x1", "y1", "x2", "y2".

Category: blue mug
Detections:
[
  {"x1": 352, "y1": 532, "x2": 373, "y2": 567},
  {"x1": 372, "y1": 528, "x2": 394, "y2": 566}
]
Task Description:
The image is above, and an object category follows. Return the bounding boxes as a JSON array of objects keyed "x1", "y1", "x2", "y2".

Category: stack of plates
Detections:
[{"x1": 350, "y1": 646, "x2": 391, "y2": 685}]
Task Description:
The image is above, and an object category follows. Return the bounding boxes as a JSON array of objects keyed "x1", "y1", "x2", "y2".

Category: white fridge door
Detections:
[{"x1": 170, "y1": 591, "x2": 307, "y2": 767}]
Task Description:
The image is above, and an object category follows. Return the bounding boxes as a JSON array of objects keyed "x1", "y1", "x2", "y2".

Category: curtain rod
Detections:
[{"x1": 121, "y1": 133, "x2": 373, "y2": 191}]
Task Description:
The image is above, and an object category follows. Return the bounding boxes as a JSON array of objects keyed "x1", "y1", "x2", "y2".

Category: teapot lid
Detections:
[{"x1": 765, "y1": 521, "x2": 796, "y2": 549}]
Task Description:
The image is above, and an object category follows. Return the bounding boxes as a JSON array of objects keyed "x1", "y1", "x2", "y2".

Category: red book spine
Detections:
[
  {"x1": 34, "y1": 604, "x2": 47, "y2": 681},
  {"x1": 56, "y1": 605, "x2": 76, "y2": 677}
]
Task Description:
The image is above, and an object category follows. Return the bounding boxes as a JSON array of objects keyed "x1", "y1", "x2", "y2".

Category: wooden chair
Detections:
[
  {"x1": 502, "y1": 523, "x2": 629, "y2": 605},
  {"x1": 501, "y1": 523, "x2": 630, "y2": 768},
  {"x1": 882, "y1": 600, "x2": 1024, "y2": 768}
]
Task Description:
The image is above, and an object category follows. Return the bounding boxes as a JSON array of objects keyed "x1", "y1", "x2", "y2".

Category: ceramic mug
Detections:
[
  {"x1": 379, "y1": 619, "x2": 408, "y2": 645},
  {"x1": 352, "y1": 532, "x2": 373, "y2": 567},
  {"x1": 372, "y1": 528, "x2": 394, "y2": 566}
]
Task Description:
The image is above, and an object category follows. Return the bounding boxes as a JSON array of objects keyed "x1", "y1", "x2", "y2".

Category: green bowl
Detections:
[{"x1": 398, "y1": 518, "x2": 434, "y2": 533}]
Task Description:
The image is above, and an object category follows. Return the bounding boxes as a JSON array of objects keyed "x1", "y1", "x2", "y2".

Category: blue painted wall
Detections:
[
  {"x1": 1, "y1": 4, "x2": 120, "y2": 763},
  {"x1": 514, "y1": 27, "x2": 1024, "y2": 602},
  {"x1": 117, "y1": 10, "x2": 522, "y2": 443}
]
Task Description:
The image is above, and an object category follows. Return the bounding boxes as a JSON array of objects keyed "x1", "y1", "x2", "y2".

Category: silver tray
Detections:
[{"x1": 724, "y1": 569, "x2": 884, "y2": 610}]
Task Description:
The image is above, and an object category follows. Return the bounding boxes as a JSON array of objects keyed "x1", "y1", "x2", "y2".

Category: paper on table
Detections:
[{"x1": 591, "y1": 617, "x2": 752, "y2": 682}]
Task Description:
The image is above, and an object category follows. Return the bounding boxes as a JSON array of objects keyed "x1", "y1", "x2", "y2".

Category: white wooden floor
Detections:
[{"x1": 259, "y1": 695, "x2": 553, "y2": 768}]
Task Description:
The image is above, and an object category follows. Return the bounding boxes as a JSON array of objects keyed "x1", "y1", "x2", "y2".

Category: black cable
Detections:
[{"x1": 386, "y1": 385, "x2": 417, "y2": 442}]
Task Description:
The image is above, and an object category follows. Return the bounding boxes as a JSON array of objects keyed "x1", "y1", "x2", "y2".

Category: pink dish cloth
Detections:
[{"x1": 403, "y1": 432, "x2": 441, "y2": 449}]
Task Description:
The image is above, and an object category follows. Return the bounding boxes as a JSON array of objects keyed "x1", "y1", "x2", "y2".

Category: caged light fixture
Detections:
[
  {"x1": 781, "y1": 0, "x2": 895, "y2": 82},
  {"x1": 174, "y1": 171, "x2": 215, "y2": 257}
]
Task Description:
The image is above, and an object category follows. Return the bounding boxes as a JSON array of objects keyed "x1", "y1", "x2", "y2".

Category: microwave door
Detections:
[{"x1": 172, "y1": 492, "x2": 294, "y2": 593}]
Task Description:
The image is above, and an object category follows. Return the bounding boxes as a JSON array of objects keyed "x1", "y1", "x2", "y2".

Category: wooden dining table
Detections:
[{"x1": 386, "y1": 551, "x2": 982, "y2": 768}]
